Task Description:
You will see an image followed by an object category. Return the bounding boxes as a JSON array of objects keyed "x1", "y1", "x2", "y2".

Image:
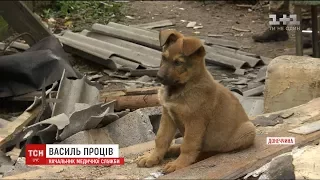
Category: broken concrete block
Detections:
[
  {"x1": 139, "y1": 106, "x2": 162, "y2": 117},
  {"x1": 139, "y1": 106, "x2": 162, "y2": 133},
  {"x1": 258, "y1": 155, "x2": 295, "y2": 180},
  {"x1": 60, "y1": 129, "x2": 114, "y2": 144},
  {"x1": 293, "y1": 145, "x2": 320, "y2": 179},
  {"x1": 264, "y1": 55, "x2": 320, "y2": 113},
  {"x1": 103, "y1": 109, "x2": 156, "y2": 148}
]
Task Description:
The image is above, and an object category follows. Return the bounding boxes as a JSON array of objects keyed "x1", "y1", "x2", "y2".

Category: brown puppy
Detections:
[{"x1": 137, "y1": 29, "x2": 256, "y2": 174}]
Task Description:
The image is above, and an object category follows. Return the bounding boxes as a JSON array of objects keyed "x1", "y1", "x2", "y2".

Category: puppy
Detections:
[{"x1": 137, "y1": 29, "x2": 256, "y2": 174}]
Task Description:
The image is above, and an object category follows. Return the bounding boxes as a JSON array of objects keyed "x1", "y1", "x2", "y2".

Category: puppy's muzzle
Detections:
[{"x1": 156, "y1": 74, "x2": 176, "y2": 86}]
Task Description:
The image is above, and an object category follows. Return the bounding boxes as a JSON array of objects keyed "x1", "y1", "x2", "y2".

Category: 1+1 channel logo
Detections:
[{"x1": 269, "y1": 14, "x2": 301, "y2": 31}]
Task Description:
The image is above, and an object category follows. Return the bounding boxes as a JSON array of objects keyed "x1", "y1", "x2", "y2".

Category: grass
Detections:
[{"x1": 39, "y1": 1, "x2": 124, "y2": 32}]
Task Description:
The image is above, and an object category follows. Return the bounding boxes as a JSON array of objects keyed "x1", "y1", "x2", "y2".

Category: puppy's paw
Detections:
[
  {"x1": 162, "y1": 160, "x2": 186, "y2": 174},
  {"x1": 136, "y1": 153, "x2": 161, "y2": 168}
]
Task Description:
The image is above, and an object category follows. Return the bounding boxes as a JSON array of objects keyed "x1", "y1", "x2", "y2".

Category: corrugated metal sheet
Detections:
[
  {"x1": 21, "y1": 70, "x2": 120, "y2": 142},
  {"x1": 90, "y1": 22, "x2": 268, "y2": 70},
  {"x1": 52, "y1": 70, "x2": 101, "y2": 117},
  {"x1": 205, "y1": 45, "x2": 264, "y2": 68},
  {"x1": 92, "y1": 23, "x2": 160, "y2": 50},
  {"x1": 59, "y1": 31, "x2": 161, "y2": 68},
  {"x1": 80, "y1": 29, "x2": 162, "y2": 60}
]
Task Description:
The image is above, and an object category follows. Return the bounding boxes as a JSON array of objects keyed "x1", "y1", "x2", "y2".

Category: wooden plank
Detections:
[
  {"x1": 294, "y1": 5, "x2": 303, "y2": 56},
  {"x1": 311, "y1": 6, "x2": 320, "y2": 57},
  {"x1": 100, "y1": 87, "x2": 160, "y2": 111},
  {"x1": 103, "y1": 94, "x2": 159, "y2": 111},
  {"x1": 0, "y1": 118, "x2": 10, "y2": 128},
  {"x1": 0, "y1": 105, "x2": 40, "y2": 148},
  {"x1": 0, "y1": 1, "x2": 51, "y2": 45},
  {"x1": 288, "y1": 120, "x2": 320, "y2": 135},
  {"x1": 125, "y1": 87, "x2": 159, "y2": 96},
  {"x1": 162, "y1": 98, "x2": 320, "y2": 179},
  {"x1": 100, "y1": 87, "x2": 159, "y2": 98},
  {"x1": 161, "y1": 129, "x2": 320, "y2": 179}
]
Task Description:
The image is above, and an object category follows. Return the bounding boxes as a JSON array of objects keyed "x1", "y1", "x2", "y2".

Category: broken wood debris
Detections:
[
  {"x1": 231, "y1": 26, "x2": 251, "y2": 32},
  {"x1": 288, "y1": 120, "x2": 320, "y2": 135},
  {"x1": 104, "y1": 94, "x2": 160, "y2": 111},
  {"x1": 207, "y1": 34, "x2": 224, "y2": 38},
  {"x1": 0, "y1": 104, "x2": 41, "y2": 147}
]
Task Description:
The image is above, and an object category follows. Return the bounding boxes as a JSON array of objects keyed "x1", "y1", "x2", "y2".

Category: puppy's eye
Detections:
[{"x1": 174, "y1": 61, "x2": 183, "y2": 66}]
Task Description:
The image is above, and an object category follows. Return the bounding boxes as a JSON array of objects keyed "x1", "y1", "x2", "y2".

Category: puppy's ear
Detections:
[
  {"x1": 182, "y1": 37, "x2": 205, "y2": 57},
  {"x1": 159, "y1": 29, "x2": 183, "y2": 47}
]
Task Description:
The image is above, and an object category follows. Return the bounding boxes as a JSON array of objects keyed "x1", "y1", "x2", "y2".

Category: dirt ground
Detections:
[{"x1": 121, "y1": 1, "x2": 298, "y2": 59}]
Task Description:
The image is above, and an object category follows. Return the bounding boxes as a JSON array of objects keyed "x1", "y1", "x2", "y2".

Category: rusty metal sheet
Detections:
[
  {"x1": 60, "y1": 31, "x2": 160, "y2": 68},
  {"x1": 92, "y1": 23, "x2": 160, "y2": 50},
  {"x1": 161, "y1": 129, "x2": 320, "y2": 179}
]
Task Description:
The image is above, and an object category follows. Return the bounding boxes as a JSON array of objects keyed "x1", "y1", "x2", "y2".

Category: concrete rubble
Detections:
[{"x1": 264, "y1": 55, "x2": 320, "y2": 113}]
